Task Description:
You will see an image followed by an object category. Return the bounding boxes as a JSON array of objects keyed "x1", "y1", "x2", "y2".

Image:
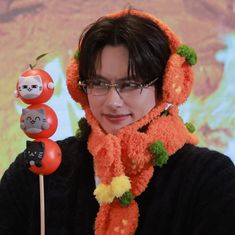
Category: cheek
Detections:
[
  {"x1": 132, "y1": 90, "x2": 156, "y2": 115},
  {"x1": 87, "y1": 95, "x2": 103, "y2": 118}
]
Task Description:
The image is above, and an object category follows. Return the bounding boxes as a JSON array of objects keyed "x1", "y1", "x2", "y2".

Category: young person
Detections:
[{"x1": 0, "y1": 9, "x2": 235, "y2": 235}]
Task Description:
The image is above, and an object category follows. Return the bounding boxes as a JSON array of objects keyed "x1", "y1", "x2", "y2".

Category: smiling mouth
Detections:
[{"x1": 103, "y1": 114, "x2": 131, "y2": 123}]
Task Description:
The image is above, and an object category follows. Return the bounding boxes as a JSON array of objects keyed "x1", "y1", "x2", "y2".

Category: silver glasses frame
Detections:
[{"x1": 78, "y1": 77, "x2": 159, "y2": 96}]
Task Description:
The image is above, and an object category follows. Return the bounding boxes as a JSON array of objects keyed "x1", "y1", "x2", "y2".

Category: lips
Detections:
[{"x1": 103, "y1": 114, "x2": 131, "y2": 123}]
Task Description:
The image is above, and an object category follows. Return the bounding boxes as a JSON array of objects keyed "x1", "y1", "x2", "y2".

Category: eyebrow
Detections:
[{"x1": 94, "y1": 74, "x2": 135, "y2": 81}]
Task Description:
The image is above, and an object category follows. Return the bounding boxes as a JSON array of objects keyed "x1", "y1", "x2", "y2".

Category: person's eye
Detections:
[
  {"x1": 119, "y1": 81, "x2": 140, "y2": 91},
  {"x1": 91, "y1": 80, "x2": 108, "y2": 88}
]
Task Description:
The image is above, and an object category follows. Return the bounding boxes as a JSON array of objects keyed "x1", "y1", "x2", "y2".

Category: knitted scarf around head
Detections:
[{"x1": 66, "y1": 9, "x2": 198, "y2": 235}]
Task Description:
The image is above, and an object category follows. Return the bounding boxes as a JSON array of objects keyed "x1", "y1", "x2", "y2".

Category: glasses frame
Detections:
[{"x1": 78, "y1": 77, "x2": 159, "y2": 96}]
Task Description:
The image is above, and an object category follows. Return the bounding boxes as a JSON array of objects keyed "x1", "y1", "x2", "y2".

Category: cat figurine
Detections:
[
  {"x1": 20, "y1": 108, "x2": 49, "y2": 134},
  {"x1": 24, "y1": 141, "x2": 45, "y2": 168},
  {"x1": 17, "y1": 75, "x2": 43, "y2": 100}
]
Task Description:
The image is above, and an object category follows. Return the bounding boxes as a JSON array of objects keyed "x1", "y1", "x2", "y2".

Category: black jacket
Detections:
[{"x1": 0, "y1": 136, "x2": 235, "y2": 235}]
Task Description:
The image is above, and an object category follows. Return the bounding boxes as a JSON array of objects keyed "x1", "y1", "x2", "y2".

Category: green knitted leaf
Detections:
[
  {"x1": 149, "y1": 141, "x2": 169, "y2": 167},
  {"x1": 118, "y1": 191, "x2": 133, "y2": 207},
  {"x1": 185, "y1": 122, "x2": 196, "y2": 133},
  {"x1": 153, "y1": 152, "x2": 169, "y2": 167},
  {"x1": 74, "y1": 50, "x2": 80, "y2": 60},
  {"x1": 176, "y1": 44, "x2": 197, "y2": 65},
  {"x1": 149, "y1": 141, "x2": 165, "y2": 155}
]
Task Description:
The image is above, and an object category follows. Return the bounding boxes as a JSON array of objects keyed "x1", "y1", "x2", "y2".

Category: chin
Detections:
[
  {"x1": 103, "y1": 127, "x2": 119, "y2": 135},
  {"x1": 102, "y1": 123, "x2": 130, "y2": 135}
]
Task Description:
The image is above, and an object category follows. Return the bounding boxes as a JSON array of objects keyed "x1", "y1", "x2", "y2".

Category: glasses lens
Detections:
[
  {"x1": 86, "y1": 79, "x2": 109, "y2": 96},
  {"x1": 84, "y1": 79, "x2": 143, "y2": 97},
  {"x1": 117, "y1": 80, "x2": 142, "y2": 97}
]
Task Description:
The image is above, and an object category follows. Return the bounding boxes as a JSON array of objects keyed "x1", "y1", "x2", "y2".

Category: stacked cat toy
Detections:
[{"x1": 15, "y1": 56, "x2": 62, "y2": 235}]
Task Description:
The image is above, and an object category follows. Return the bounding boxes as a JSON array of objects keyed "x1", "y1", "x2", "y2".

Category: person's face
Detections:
[{"x1": 87, "y1": 45, "x2": 156, "y2": 135}]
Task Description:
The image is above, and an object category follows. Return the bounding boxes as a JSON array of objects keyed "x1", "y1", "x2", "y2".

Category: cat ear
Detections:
[
  {"x1": 38, "y1": 108, "x2": 45, "y2": 115},
  {"x1": 22, "y1": 108, "x2": 30, "y2": 115},
  {"x1": 18, "y1": 77, "x2": 25, "y2": 83},
  {"x1": 34, "y1": 75, "x2": 42, "y2": 83},
  {"x1": 38, "y1": 141, "x2": 45, "y2": 150},
  {"x1": 26, "y1": 140, "x2": 33, "y2": 147}
]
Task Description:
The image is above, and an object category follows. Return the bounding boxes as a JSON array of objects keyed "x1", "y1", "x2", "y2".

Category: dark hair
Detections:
[{"x1": 78, "y1": 10, "x2": 171, "y2": 99}]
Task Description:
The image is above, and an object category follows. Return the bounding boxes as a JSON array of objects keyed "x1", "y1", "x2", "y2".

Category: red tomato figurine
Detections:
[
  {"x1": 16, "y1": 69, "x2": 54, "y2": 104},
  {"x1": 20, "y1": 103, "x2": 58, "y2": 139},
  {"x1": 25, "y1": 138, "x2": 62, "y2": 175}
]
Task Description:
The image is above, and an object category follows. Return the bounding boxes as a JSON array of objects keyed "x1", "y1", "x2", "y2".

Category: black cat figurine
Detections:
[{"x1": 24, "y1": 141, "x2": 45, "y2": 168}]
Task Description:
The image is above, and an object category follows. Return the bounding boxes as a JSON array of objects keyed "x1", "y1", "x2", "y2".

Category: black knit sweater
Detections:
[{"x1": 0, "y1": 136, "x2": 235, "y2": 235}]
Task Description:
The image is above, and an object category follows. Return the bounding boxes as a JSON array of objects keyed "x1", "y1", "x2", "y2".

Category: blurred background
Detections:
[{"x1": 0, "y1": 0, "x2": 235, "y2": 177}]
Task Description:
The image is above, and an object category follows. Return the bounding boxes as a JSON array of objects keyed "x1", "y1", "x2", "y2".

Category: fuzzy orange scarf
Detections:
[
  {"x1": 88, "y1": 102, "x2": 197, "y2": 235},
  {"x1": 66, "y1": 9, "x2": 198, "y2": 235}
]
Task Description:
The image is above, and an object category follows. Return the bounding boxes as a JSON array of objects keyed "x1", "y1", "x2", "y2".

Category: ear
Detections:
[
  {"x1": 26, "y1": 140, "x2": 32, "y2": 148},
  {"x1": 18, "y1": 77, "x2": 24, "y2": 83},
  {"x1": 34, "y1": 75, "x2": 42, "y2": 83},
  {"x1": 162, "y1": 54, "x2": 194, "y2": 105},
  {"x1": 38, "y1": 141, "x2": 45, "y2": 150},
  {"x1": 38, "y1": 108, "x2": 45, "y2": 115},
  {"x1": 22, "y1": 108, "x2": 30, "y2": 115}
]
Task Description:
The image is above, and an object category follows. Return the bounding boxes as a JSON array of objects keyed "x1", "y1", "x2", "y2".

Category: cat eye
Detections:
[
  {"x1": 32, "y1": 85, "x2": 38, "y2": 88},
  {"x1": 27, "y1": 117, "x2": 32, "y2": 121},
  {"x1": 35, "y1": 116, "x2": 41, "y2": 121},
  {"x1": 23, "y1": 85, "x2": 28, "y2": 89}
]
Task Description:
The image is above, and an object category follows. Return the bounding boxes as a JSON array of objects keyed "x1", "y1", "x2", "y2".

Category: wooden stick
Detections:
[{"x1": 39, "y1": 175, "x2": 45, "y2": 235}]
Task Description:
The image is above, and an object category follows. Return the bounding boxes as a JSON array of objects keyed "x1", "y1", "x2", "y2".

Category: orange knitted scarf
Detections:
[
  {"x1": 89, "y1": 103, "x2": 197, "y2": 235},
  {"x1": 66, "y1": 9, "x2": 198, "y2": 235}
]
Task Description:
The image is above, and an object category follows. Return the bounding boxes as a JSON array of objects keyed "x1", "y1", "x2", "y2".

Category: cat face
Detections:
[
  {"x1": 21, "y1": 108, "x2": 49, "y2": 134},
  {"x1": 18, "y1": 75, "x2": 43, "y2": 99},
  {"x1": 24, "y1": 141, "x2": 45, "y2": 167}
]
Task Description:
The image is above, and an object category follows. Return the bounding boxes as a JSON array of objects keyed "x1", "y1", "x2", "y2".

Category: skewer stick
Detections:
[{"x1": 39, "y1": 174, "x2": 45, "y2": 235}]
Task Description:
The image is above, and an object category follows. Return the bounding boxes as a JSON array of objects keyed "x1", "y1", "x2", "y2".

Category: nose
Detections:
[{"x1": 105, "y1": 86, "x2": 124, "y2": 108}]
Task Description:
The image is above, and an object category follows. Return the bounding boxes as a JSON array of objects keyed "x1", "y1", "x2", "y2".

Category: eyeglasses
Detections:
[{"x1": 78, "y1": 77, "x2": 159, "y2": 97}]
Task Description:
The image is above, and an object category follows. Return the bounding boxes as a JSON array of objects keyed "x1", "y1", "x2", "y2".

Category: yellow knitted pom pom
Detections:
[
  {"x1": 94, "y1": 183, "x2": 114, "y2": 204},
  {"x1": 111, "y1": 175, "x2": 131, "y2": 198}
]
